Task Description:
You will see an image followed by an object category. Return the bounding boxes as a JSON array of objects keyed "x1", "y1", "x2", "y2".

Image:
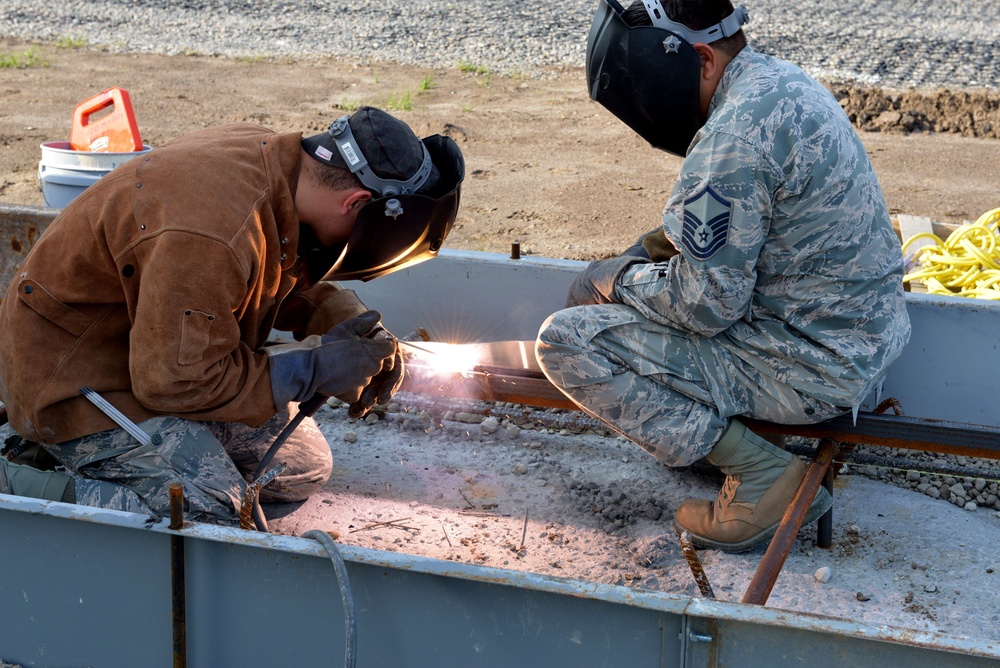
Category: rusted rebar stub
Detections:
[
  {"x1": 742, "y1": 437, "x2": 838, "y2": 606},
  {"x1": 169, "y1": 482, "x2": 185, "y2": 530},
  {"x1": 679, "y1": 530, "x2": 716, "y2": 599},
  {"x1": 239, "y1": 462, "x2": 287, "y2": 530}
]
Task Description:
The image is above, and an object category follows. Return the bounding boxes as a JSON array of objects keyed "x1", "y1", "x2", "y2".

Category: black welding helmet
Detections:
[
  {"x1": 586, "y1": 0, "x2": 749, "y2": 157},
  {"x1": 301, "y1": 107, "x2": 465, "y2": 282}
]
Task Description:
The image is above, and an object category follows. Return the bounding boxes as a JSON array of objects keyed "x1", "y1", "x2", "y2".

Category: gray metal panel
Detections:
[
  {"x1": 3, "y1": 496, "x2": 999, "y2": 667},
  {"x1": 0, "y1": 502, "x2": 175, "y2": 667},
  {"x1": 879, "y1": 293, "x2": 1000, "y2": 426},
  {"x1": 684, "y1": 599, "x2": 1000, "y2": 667},
  {"x1": 1, "y1": 496, "x2": 683, "y2": 667},
  {"x1": 344, "y1": 249, "x2": 585, "y2": 343},
  {"x1": 184, "y1": 536, "x2": 679, "y2": 667}
]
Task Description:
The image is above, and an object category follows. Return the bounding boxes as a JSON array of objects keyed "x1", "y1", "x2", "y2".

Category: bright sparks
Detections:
[{"x1": 400, "y1": 341, "x2": 482, "y2": 378}]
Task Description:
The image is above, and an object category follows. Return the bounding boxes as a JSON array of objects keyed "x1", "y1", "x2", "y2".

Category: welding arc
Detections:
[{"x1": 249, "y1": 393, "x2": 328, "y2": 531}]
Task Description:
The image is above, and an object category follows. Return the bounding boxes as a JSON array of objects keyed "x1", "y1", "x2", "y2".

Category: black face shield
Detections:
[
  {"x1": 303, "y1": 134, "x2": 465, "y2": 282},
  {"x1": 586, "y1": 0, "x2": 748, "y2": 157}
]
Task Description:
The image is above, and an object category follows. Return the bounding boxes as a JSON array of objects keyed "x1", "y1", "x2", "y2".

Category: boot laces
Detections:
[{"x1": 715, "y1": 474, "x2": 741, "y2": 511}]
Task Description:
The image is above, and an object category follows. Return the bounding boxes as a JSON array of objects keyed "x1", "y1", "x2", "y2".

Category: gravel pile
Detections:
[{"x1": 2, "y1": 0, "x2": 997, "y2": 90}]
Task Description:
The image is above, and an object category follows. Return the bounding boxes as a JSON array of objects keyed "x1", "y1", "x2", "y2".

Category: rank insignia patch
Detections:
[{"x1": 681, "y1": 184, "x2": 732, "y2": 261}]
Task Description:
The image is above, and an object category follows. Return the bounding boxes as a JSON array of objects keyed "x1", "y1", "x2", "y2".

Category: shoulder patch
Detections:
[{"x1": 681, "y1": 185, "x2": 732, "y2": 261}]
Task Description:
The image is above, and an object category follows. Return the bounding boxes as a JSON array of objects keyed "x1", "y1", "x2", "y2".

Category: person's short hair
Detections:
[
  {"x1": 623, "y1": 0, "x2": 747, "y2": 58},
  {"x1": 309, "y1": 160, "x2": 363, "y2": 192}
]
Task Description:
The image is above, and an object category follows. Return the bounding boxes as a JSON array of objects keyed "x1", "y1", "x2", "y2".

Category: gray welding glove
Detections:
[
  {"x1": 266, "y1": 311, "x2": 397, "y2": 406},
  {"x1": 565, "y1": 255, "x2": 645, "y2": 308},
  {"x1": 348, "y1": 326, "x2": 404, "y2": 418}
]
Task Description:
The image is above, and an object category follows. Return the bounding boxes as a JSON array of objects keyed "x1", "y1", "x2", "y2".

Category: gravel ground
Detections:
[{"x1": 2, "y1": 0, "x2": 998, "y2": 90}]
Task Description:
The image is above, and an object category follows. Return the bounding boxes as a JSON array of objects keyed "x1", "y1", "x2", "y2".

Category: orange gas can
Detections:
[{"x1": 69, "y1": 87, "x2": 143, "y2": 153}]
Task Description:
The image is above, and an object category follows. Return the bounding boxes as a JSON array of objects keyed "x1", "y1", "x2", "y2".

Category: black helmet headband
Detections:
[
  {"x1": 641, "y1": 1, "x2": 749, "y2": 45},
  {"x1": 326, "y1": 115, "x2": 434, "y2": 198}
]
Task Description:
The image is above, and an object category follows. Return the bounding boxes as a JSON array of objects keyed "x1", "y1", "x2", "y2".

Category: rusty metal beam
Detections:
[
  {"x1": 741, "y1": 438, "x2": 839, "y2": 606},
  {"x1": 745, "y1": 413, "x2": 1000, "y2": 461},
  {"x1": 402, "y1": 355, "x2": 1000, "y2": 462}
]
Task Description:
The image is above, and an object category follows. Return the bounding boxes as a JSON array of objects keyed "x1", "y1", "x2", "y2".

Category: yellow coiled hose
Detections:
[{"x1": 902, "y1": 208, "x2": 1000, "y2": 299}]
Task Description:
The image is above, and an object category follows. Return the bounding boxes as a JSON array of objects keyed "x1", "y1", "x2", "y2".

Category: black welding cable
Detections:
[
  {"x1": 303, "y1": 529, "x2": 358, "y2": 668},
  {"x1": 251, "y1": 394, "x2": 328, "y2": 531}
]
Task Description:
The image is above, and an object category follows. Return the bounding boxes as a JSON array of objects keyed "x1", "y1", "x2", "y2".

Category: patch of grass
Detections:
[
  {"x1": 420, "y1": 74, "x2": 436, "y2": 91},
  {"x1": 383, "y1": 89, "x2": 413, "y2": 111},
  {"x1": 457, "y1": 60, "x2": 492, "y2": 87},
  {"x1": 237, "y1": 54, "x2": 268, "y2": 63},
  {"x1": 460, "y1": 103, "x2": 477, "y2": 113},
  {"x1": 55, "y1": 35, "x2": 88, "y2": 48},
  {"x1": 374, "y1": 71, "x2": 380, "y2": 84},
  {"x1": 0, "y1": 46, "x2": 51, "y2": 69},
  {"x1": 457, "y1": 60, "x2": 490, "y2": 75},
  {"x1": 339, "y1": 98, "x2": 363, "y2": 112}
]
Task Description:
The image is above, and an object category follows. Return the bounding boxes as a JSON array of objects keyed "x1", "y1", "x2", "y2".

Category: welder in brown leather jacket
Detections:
[{"x1": 0, "y1": 107, "x2": 464, "y2": 525}]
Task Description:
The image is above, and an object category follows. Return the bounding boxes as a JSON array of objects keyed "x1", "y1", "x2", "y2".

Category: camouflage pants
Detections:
[
  {"x1": 536, "y1": 304, "x2": 844, "y2": 467},
  {"x1": 44, "y1": 404, "x2": 332, "y2": 525}
]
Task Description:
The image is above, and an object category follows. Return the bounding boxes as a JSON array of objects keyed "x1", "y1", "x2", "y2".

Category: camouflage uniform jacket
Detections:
[
  {"x1": 614, "y1": 46, "x2": 911, "y2": 409},
  {"x1": 0, "y1": 124, "x2": 367, "y2": 444}
]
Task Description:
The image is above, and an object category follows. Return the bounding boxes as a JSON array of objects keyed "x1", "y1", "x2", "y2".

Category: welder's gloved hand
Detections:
[
  {"x1": 348, "y1": 326, "x2": 404, "y2": 419},
  {"x1": 565, "y1": 255, "x2": 645, "y2": 308},
  {"x1": 266, "y1": 310, "x2": 398, "y2": 406},
  {"x1": 631, "y1": 227, "x2": 680, "y2": 262},
  {"x1": 621, "y1": 241, "x2": 651, "y2": 259}
]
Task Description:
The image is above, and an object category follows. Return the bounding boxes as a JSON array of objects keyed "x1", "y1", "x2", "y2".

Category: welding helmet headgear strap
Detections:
[
  {"x1": 304, "y1": 134, "x2": 465, "y2": 283},
  {"x1": 327, "y1": 115, "x2": 435, "y2": 197},
  {"x1": 641, "y1": 1, "x2": 749, "y2": 45}
]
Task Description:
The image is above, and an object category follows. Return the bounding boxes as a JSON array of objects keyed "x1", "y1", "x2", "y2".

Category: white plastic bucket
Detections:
[{"x1": 38, "y1": 141, "x2": 152, "y2": 209}]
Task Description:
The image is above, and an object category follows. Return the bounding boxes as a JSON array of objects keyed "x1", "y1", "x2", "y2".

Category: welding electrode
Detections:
[
  {"x1": 251, "y1": 323, "x2": 393, "y2": 529},
  {"x1": 249, "y1": 393, "x2": 327, "y2": 531}
]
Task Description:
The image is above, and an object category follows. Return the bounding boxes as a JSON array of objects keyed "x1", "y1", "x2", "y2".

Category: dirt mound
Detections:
[{"x1": 830, "y1": 85, "x2": 1000, "y2": 139}]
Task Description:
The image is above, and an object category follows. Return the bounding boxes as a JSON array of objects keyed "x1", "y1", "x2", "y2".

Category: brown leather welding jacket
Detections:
[{"x1": 0, "y1": 124, "x2": 368, "y2": 444}]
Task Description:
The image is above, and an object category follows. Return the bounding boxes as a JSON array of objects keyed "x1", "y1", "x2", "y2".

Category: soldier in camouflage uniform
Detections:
[
  {"x1": 536, "y1": 0, "x2": 910, "y2": 551},
  {"x1": 0, "y1": 108, "x2": 464, "y2": 527}
]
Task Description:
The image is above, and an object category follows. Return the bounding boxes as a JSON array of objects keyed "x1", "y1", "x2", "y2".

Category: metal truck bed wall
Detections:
[
  {"x1": 2, "y1": 495, "x2": 997, "y2": 667},
  {"x1": 345, "y1": 249, "x2": 1000, "y2": 427},
  {"x1": 3, "y1": 205, "x2": 1000, "y2": 665}
]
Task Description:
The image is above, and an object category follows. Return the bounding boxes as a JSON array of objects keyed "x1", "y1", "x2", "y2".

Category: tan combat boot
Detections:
[{"x1": 674, "y1": 419, "x2": 832, "y2": 553}]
